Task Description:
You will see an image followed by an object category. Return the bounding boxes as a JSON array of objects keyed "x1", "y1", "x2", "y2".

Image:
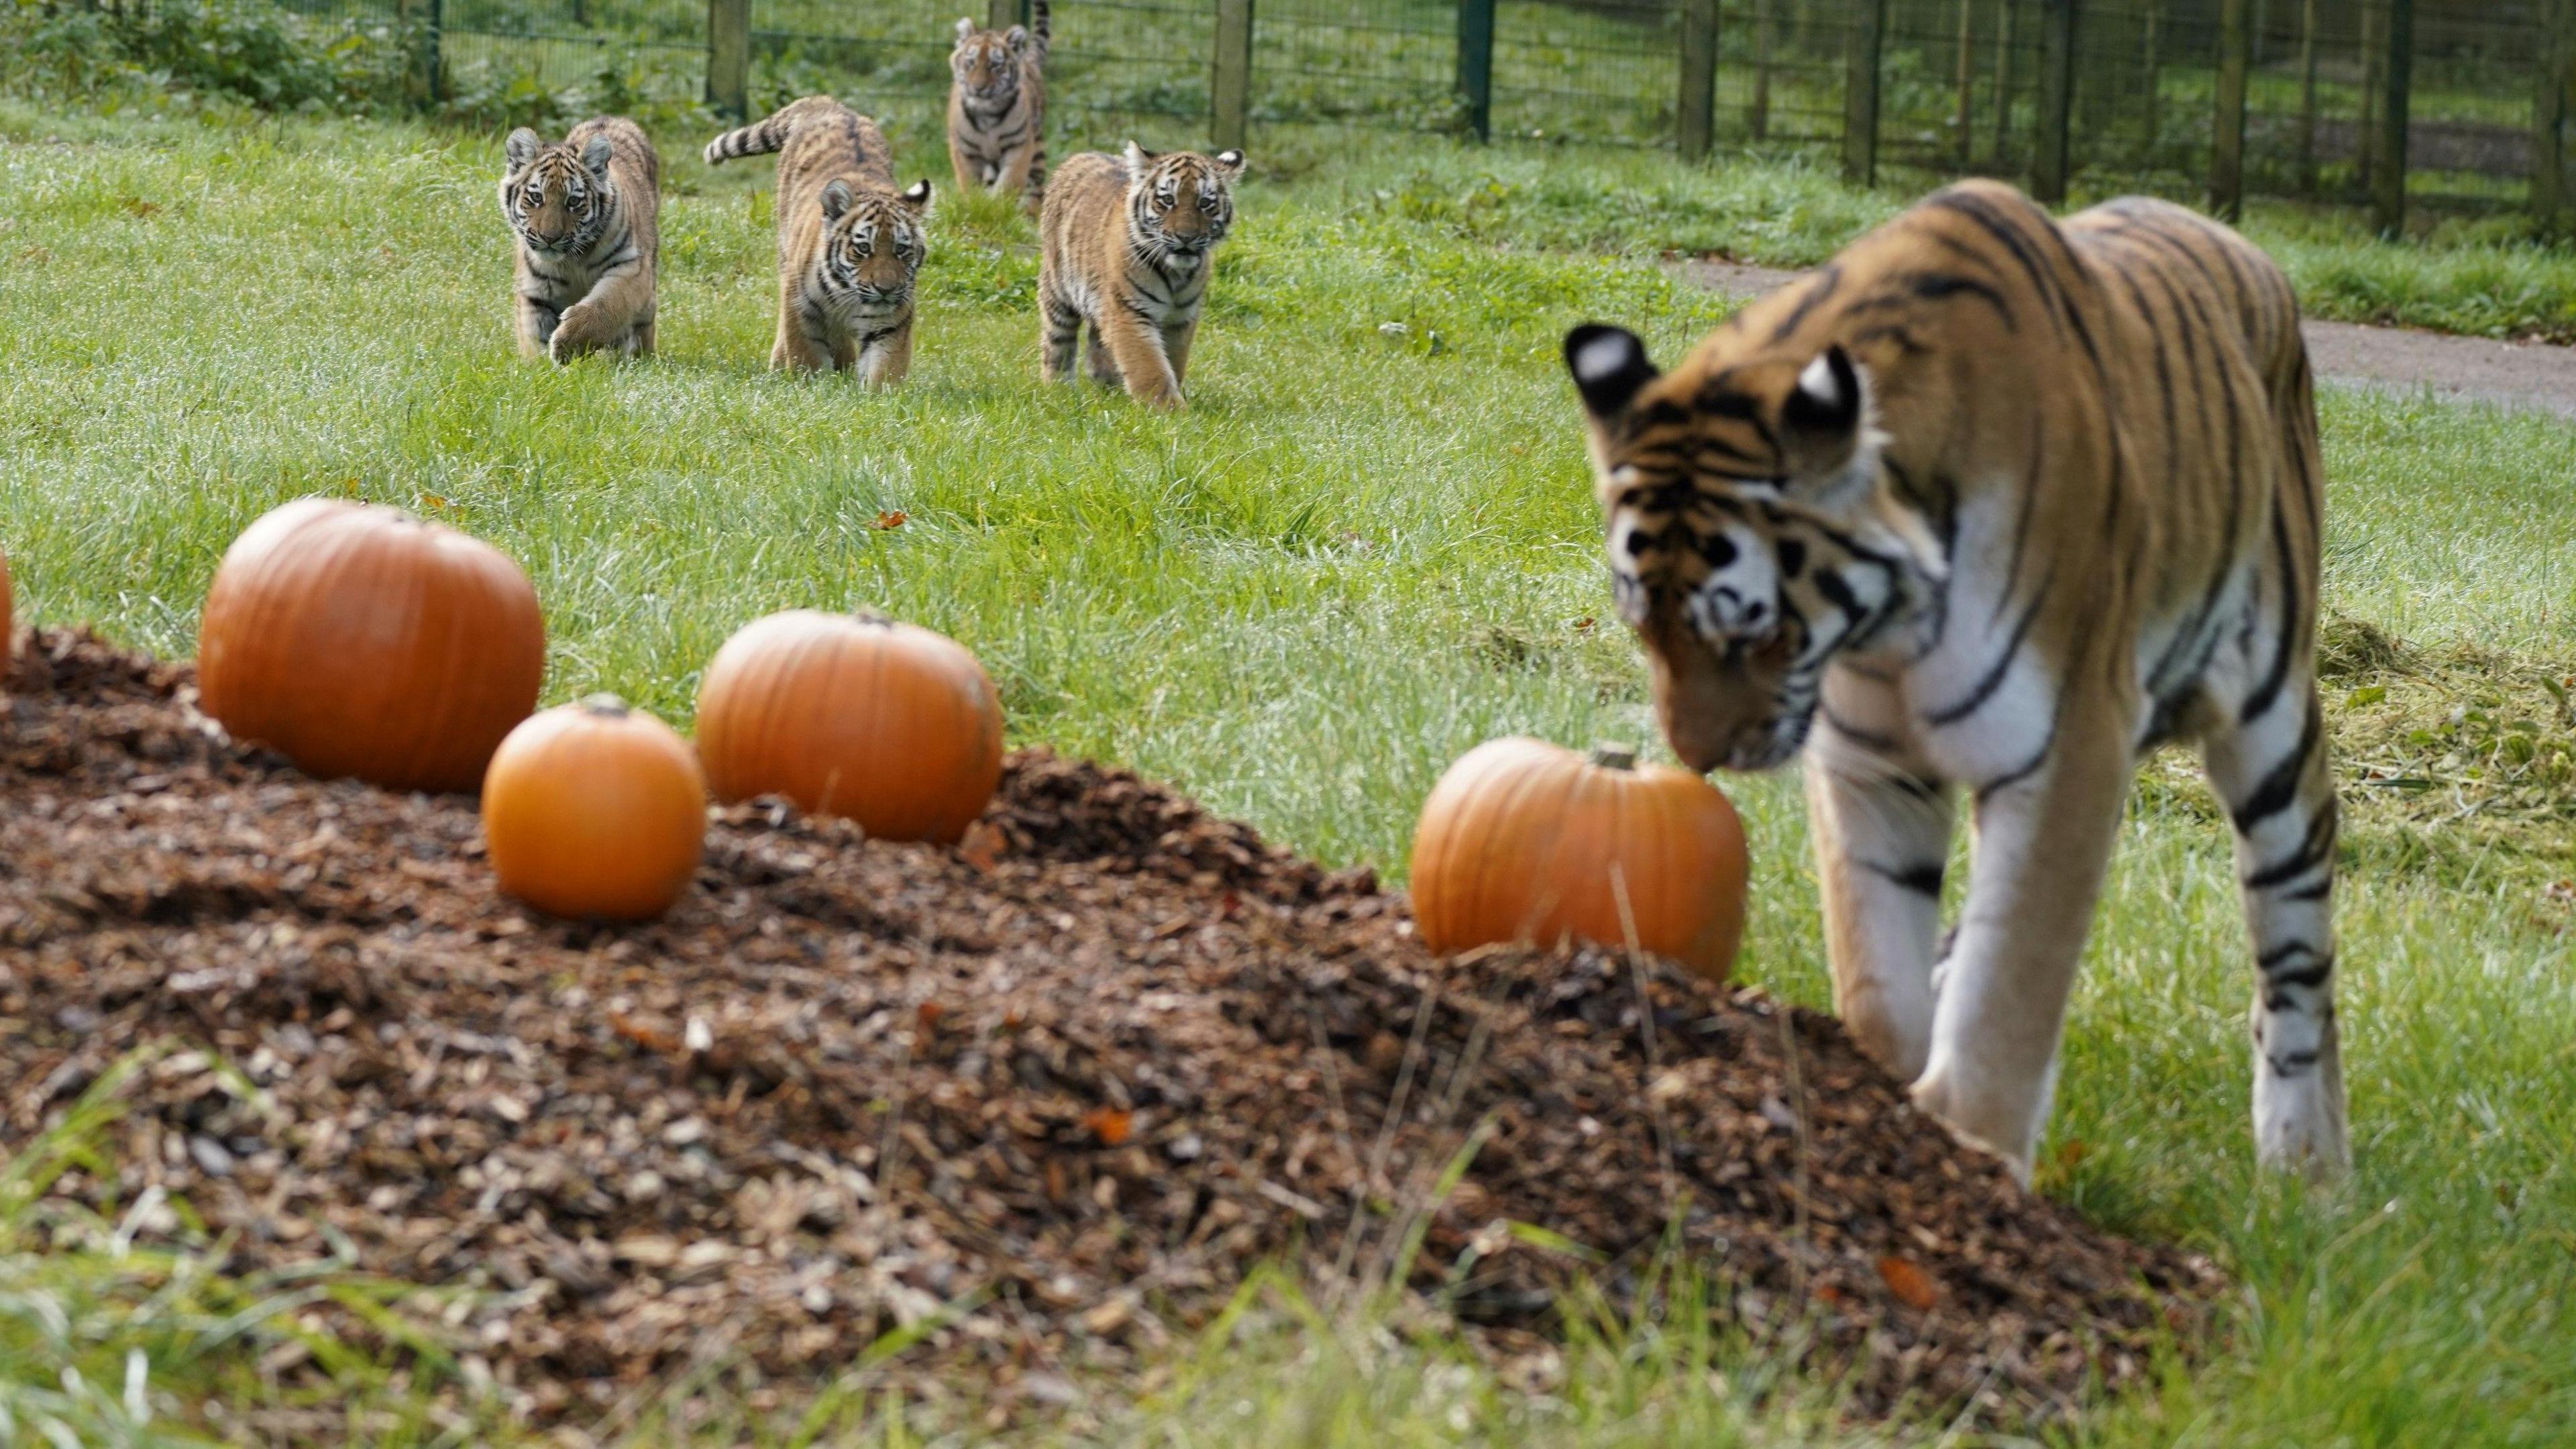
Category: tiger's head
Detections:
[
  {"x1": 1122, "y1": 143, "x2": 1244, "y2": 260},
  {"x1": 501, "y1": 127, "x2": 616, "y2": 255},
  {"x1": 950, "y1": 17, "x2": 1032, "y2": 103},
  {"x1": 815, "y1": 177, "x2": 934, "y2": 310},
  {"x1": 1563, "y1": 323, "x2": 1945, "y2": 774}
]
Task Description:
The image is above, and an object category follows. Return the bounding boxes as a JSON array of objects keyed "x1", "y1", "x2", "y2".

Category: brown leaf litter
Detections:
[{"x1": 0, "y1": 629, "x2": 2220, "y2": 1437}]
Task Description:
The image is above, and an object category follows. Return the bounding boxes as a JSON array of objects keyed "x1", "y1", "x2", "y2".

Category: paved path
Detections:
[{"x1": 1678, "y1": 259, "x2": 2576, "y2": 419}]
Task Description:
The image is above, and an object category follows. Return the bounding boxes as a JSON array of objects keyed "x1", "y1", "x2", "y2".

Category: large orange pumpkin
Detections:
[
  {"x1": 694, "y1": 609, "x2": 1004, "y2": 843},
  {"x1": 483, "y1": 695, "x2": 707, "y2": 920},
  {"x1": 197, "y1": 498, "x2": 545, "y2": 793},
  {"x1": 1409, "y1": 737, "x2": 1749, "y2": 980}
]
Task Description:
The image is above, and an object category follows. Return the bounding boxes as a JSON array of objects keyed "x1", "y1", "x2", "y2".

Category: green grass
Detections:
[{"x1": 6, "y1": 102, "x2": 2576, "y2": 1444}]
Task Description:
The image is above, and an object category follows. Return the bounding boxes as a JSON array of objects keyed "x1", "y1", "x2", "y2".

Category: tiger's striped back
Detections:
[
  {"x1": 947, "y1": 0, "x2": 1050, "y2": 212},
  {"x1": 1562, "y1": 178, "x2": 2345, "y2": 1185}
]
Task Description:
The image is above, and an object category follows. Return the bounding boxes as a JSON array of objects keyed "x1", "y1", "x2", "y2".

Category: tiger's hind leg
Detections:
[
  {"x1": 2202, "y1": 672, "x2": 2349, "y2": 1180},
  {"x1": 1039, "y1": 292, "x2": 1083, "y2": 383},
  {"x1": 1085, "y1": 326, "x2": 1122, "y2": 386}
]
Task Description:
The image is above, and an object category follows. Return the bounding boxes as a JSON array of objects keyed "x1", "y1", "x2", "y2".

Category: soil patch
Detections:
[{"x1": 0, "y1": 631, "x2": 2219, "y2": 1437}]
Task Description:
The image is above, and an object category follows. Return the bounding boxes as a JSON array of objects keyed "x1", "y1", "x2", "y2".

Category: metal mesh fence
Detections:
[{"x1": 233, "y1": 0, "x2": 2576, "y2": 221}]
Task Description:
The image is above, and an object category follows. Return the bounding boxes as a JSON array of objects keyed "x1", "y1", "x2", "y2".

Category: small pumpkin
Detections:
[
  {"x1": 694, "y1": 609, "x2": 1004, "y2": 843},
  {"x1": 483, "y1": 695, "x2": 707, "y2": 920},
  {"x1": 197, "y1": 498, "x2": 545, "y2": 793},
  {"x1": 1409, "y1": 737, "x2": 1749, "y2": 980}
]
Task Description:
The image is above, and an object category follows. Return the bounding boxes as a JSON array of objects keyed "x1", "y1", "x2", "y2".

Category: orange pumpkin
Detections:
[
  {"x1": 483, "y1": 695, "x2": 707, "y2": 920},
  {"x1": 1409, "y1": 737, "x2": 1749, "y2": 980},
  {"x1": 694, "y1": 609, "x2": 1004, "y2": 843},
  {"x1": 197, "y1": 498, "x2": 545, "y2": 793}
]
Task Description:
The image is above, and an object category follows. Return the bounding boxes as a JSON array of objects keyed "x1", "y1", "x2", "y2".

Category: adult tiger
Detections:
[
  {"x1": 703, "y1": 97, "x2": 933, "y2": 382},
  {"x1": 500, "y1": 117, "x2": 659, "y2": 363},
  {"x1": 1563, "y1": 178, "x2": 2345, "y2": 1183},
  {"x1": 947, "y1": 0, "x2": 1050, "y2": 211}
]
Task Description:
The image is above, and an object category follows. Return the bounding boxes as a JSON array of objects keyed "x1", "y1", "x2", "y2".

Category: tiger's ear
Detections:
[
  {"x1": 820, "y1": 179, "x2": 855, "y2": 221},
  {"x1": 1782, "y1": 343, "x2": 1865, "y2": 445},
  {"x1": 504, "y1": 127, "x2": 543, "y2": 170},
  {"x1": 579, "y1": 133, "x2": 615, "y2": 178},
  {"x1": 1780, "y1": 343, "x2": 1864, "y2": 470},
  {"x1": 1213, "y1": 148, "x2": 1246, "y2": 178},
  {"x1": 955, "y1": 15, "x2": 975, "y2": 40},
  {"x1": 1005, "y1": 22, "x2": 1028, "y2": 49},
  {"x1": 1564, "y1": 323, "x2": 1658, "y2": 424},
  {"x1": 899, "y1": 178, "x2": 933, "y2": 211},
  {"x1": 1123, "y1": 140, "x2": 1157, "y2": 173}
]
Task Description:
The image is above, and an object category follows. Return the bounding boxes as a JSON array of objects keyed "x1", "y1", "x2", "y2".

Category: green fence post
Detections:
[
  {"x1": 1842, "y1": 0, "x2": 1886, "y2": 186},
  {"x1": 2371, "y1": 0, "x2": 2412, "y2": 237},
  {"x1": 1679, "y1": 0, "x2": 1719, "y2": 160},
  {"x1": 707, "y1": 0, "x2": 749, "y2": 121},
  {"x1": 2296, "y1": 0, "x2": 2319, "y2": 191},
  {"x1": 2033, "y1": 0, "x2": 2075, "y2": 203},
  {"x1": 1989, "y1": 0, "x2": 2016, "y2": 168},
  {"x1": 2357, "y1": 0, "x2": 2383, "y2": 191},
  {"x1": 1752, "y1": 0, "x2": 1776, "y2": 142},
  {"x1": 421, "y1": 0, "x2": 443, "y2": 104},
  {"x1": 2210, "y1": 0, "x2": 2248, "y2": 219},
  {"x1": 1952, "y1": 0, "x2": 1975, "y2": 166},
  {"x1": 1457, "y1": 0, "x2": 1495, "y2": 142},
  {"x1": 2141, "y1": 0, "x2": 2162, "y2": 151},
  {"x1": 2536, "y1": 0, "x2": 2570, "y2": 227},
  {"x1": 1212, "y1": 0, "x2": 1254, "y2": 153}
]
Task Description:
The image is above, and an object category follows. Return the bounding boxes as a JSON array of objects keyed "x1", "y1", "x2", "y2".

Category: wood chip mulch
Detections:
[{"x1": 0, "y1": 629, "x2": 2221, "y2": 1437}]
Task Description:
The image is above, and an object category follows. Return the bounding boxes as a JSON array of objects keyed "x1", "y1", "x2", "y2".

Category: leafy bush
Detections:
[{"x1": 1, "y1": 0, "x2": 417, "y2": 112}]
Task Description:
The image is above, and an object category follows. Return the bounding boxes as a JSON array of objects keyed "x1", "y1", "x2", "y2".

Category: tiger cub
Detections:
[
  {"x1": 500, "y1": 117, "x2": 659, "y2": 363},
  {"x1": 947, "y1": 0, "x2": 1050, "y2": 211},
  {"x1": 1564, "y1": 179, "x2": 2346, "y2": 1184},
  {"x1": 1037, "y1": 143, "x2": 1244, "y2": 410},
  {"x1": 702, "y1": 97, "x2": 933, "y2": 383}
]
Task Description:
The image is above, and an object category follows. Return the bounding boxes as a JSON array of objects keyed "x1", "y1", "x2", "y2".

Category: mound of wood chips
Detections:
[{"x1": 0, "y1": 630, "x2": 2218, "y2": 1438}]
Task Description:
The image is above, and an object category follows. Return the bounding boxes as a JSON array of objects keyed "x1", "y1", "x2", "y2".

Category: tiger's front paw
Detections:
[
  {"x1": 547, "y1": 305, "x2": 604, "y2": 364},
  {"x1": 1909, "y1": 1070, "x2": 2034, "y2": 1187}
]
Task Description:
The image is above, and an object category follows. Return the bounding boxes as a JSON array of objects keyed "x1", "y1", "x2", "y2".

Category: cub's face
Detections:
[
  {"x1": 950, "y1": 18, "x2": 1028, "y2": 100},
  {"x1": 1564, "y1": 324, "x2": 1937, "y2": 773},
  {"x1": 817, "y1": 178, "x2": 933, "y2": 307},
  {"x1": 1122, "y1": 143, "x2": 1245, "y2": 258},
  {"x1": 501, "y1": 128, "x2": 614, "y2": 254}
]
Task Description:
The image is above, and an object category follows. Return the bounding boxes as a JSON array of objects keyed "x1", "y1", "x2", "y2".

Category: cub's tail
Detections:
[
  {"x1": 704, "y1": 96, "x2": 837, "y2": 166},
  {"x1": 1031, "y1": 0, "x2": 1049, "y2": 54}
]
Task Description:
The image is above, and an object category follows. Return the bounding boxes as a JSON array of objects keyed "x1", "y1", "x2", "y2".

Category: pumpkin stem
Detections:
[
  {"x1": 1589, "y1": 742, "x2": 1638, "y2": 771},
  {"x1": 577, "y1": 693, "x2": 632, "y2": 718},
  {"x1": 851, "y1": 607, "x2": 895, "y2": 628}
]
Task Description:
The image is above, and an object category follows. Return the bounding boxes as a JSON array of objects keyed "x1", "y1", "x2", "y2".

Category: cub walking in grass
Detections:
[
  {"x1": 500, "y1": 117, "x2": 659, "y2": 363},
  {"x1": 947, "y1": 0, "x2": 1050, "y2": 211},
  {"x1": 1038, "y1": 142, "x2": 1244, "y2": 410},
  {"x1": 702, "y1": 97, "x2": 933, "y2": 383}
]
